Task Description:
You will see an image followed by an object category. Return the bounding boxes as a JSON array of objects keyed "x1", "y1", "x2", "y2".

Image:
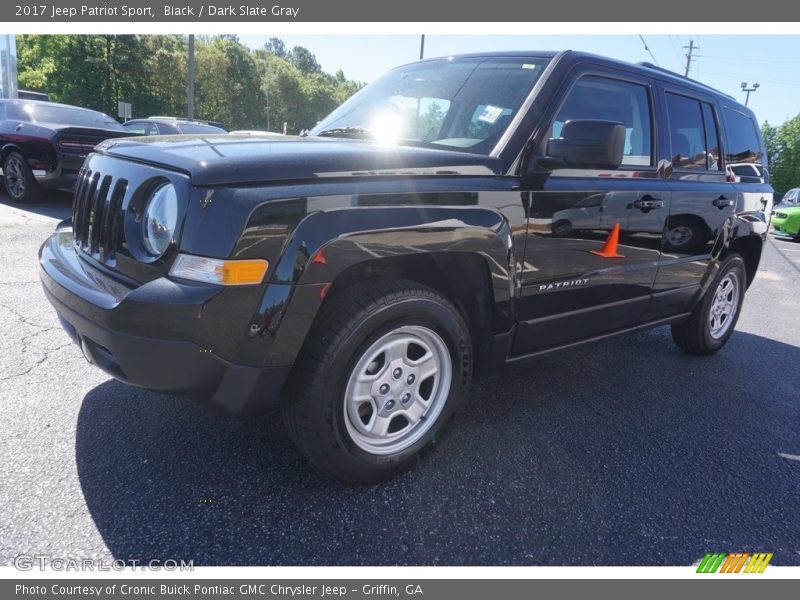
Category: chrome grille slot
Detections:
[
  {"x1": 87, "y1": 175, "x2": 112, "y2": 254},
  {"x1": 72, "y1": 170, "x2": 128, "y2": 264},
  {"x1": 100, "y1": 179, "x2": 128, "y2": 262},
  {"x1": 71, "y1": 169, "x2": 91, "y2": 243}
]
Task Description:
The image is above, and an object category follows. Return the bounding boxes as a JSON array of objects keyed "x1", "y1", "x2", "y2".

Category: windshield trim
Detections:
[
  {"x1": 490, "y1": 52, "x2": 562, "y2": 158},
  {"x1": 499, "y1": 50, "x2": 569, "y2": 171}
]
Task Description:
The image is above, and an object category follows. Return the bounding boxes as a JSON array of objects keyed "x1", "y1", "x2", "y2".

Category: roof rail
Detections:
[{"x1": 636, "y1": 62, "x2": 736, "y2": 100}]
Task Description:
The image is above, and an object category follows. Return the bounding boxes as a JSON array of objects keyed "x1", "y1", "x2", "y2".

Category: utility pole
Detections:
[
  {"x1": 187, "y1": 34, "x2": 195, "y2": 120},
  {"x1": 420, "y1": 35, "x2": 425, "y2": 60},
  {"x1": 741, "y1": 82, "x2": 760, "y2": 106},
  {"x1": 683, "y1": 39, "x2": 698, "y2": 77}
]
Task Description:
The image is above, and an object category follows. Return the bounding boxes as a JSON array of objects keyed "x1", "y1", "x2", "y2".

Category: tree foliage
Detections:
[
  {"x1": 762, "y1": 116, "x2": 800, "y2": 194},
  {"x1": 16, "y1": 35, "x2": 363, "y2": 134}
]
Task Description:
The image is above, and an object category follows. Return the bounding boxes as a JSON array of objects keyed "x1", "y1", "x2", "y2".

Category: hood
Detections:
[{"x1": 94, "y1": 134, "x2": 504, "y2": 186}]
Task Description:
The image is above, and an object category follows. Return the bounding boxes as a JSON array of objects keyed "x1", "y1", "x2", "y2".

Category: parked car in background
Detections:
[
  {"x1": 122, "y1": 117, "x2": 227, "y2": 136},
  {"x1": 772, "y1": 188, "x2": 800, "y2": 240},
  {"x1": 229, "y1": 130, "x2": 285, "y2": 136},
  {"x1": 774, "y1": 187, "x2": 799, "y2": 208},
  {"x1": 727, "y1": 162, "x2": 765, "y2": 183},
  {"x1": 17, "y1": 90, "x2": 50, "y2": 102},
  {"x1": 0, "y1": 99, "x2": 130, "y2": 203}
]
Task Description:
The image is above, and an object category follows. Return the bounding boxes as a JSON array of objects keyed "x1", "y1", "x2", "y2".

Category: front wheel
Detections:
[
  {"x1": 671, "y1": 253, "x2": 746, "y2": 355},
  {"x1": 283, "y1": 279, "x2": 472, "y2": 484}
]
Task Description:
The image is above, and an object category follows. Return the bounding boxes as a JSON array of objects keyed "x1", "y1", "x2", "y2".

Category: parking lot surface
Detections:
[{"x1": 1, "y1": 192, "x2": 798, "y2": 566}]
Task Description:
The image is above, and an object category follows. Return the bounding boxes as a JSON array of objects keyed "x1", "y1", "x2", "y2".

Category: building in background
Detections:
[{"x1": 0, "y1": 35, "x2": 17, "y2": 99}]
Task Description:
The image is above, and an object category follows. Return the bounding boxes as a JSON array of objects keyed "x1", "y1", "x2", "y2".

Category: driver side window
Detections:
[{"x1": 552, "y1": 75, "x2": 653, "y2": 167}]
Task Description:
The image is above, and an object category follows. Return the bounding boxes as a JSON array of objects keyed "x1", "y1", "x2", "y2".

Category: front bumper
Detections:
[
  {"x1": 39, "y1": 230, "x2": 290, "y2": 415},
  {"x1": 771, "y1": 218, "x2": 798, "y2": 238}
]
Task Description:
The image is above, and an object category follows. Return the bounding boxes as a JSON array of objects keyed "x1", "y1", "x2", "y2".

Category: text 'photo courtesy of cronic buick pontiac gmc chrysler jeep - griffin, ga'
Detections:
[{"x1": 39, "y1": 51, "x2": 773, "y2": 483}]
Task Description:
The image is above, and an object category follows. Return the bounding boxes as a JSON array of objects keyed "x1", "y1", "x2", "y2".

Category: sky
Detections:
[{"x1": 240, "y1": 34, "x2": 800, "y2": 127}]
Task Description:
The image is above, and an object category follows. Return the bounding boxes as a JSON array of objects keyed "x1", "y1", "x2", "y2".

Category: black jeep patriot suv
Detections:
[{"x1": 39, "y1": 52, "x2": 772, "y2": 483}]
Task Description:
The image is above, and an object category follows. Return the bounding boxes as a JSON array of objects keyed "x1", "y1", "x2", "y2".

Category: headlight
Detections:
[{"x1": 142, "y1": 182, "x2": 178, "y2": 256}]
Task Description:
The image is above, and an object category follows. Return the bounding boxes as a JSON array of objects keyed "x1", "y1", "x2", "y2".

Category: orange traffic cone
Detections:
[{"x1": 590, "y1": 222, "x2": 625, "y2": 258}]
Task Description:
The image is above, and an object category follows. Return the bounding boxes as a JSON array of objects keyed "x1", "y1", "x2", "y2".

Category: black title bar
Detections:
[{"x1": 4, "y1": 0, "x2": 800, "y2": 22}]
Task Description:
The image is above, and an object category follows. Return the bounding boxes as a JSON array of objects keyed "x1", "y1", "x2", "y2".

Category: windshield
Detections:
[
  {"x1": 9, "y1": 102, "x2": 125, "y2": 130},
  {"x1": 309, "y1": 56, "x2": 550, "y2": 154}
]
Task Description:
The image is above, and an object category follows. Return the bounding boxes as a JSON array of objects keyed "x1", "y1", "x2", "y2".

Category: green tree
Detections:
[
  {"x1": 16, "y1": 35, "x2": 363, "y2": 135},
  {"x1": 762, "y1": 116, "x2": 800, "y2": 194},
  {"x1": 290, "y1": 46, "x2": 322, "y2": 76}
]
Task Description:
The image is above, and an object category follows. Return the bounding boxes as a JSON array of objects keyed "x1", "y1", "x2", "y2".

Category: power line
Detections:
[
  {"x1": 668, "y1": 36, "x2": 683, "y2": 67},
  {"x1": 638, "y1": 34, "x2": 659, "y2": 66},
  {"x1": 694, "y1": 68, "x2": 800, "y2": 88},
  {"x1": 700, "y1": 54, "x2": 800, "y2": 65}
]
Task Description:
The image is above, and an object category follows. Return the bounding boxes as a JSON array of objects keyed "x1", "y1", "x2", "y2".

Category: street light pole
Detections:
[
  {"x1": 187, "y1": 34, "x2": 195, "y2": 120},
  {"x1": 741, "y1": 81, "x2": 759, "y2": 106}
]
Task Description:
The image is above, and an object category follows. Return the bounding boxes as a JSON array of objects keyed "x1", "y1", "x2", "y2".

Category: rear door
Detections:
[
  {"x1": 649, "y1": 87, "x2": 736, "y2": 317},
  {"x1": 513, "y1": 66, "x2": 670, "y2": 355}
]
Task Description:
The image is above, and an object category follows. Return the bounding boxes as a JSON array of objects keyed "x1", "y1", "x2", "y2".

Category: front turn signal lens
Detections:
[{"x1": 169, "y1": 254, "x2": 268, "y2": 286}]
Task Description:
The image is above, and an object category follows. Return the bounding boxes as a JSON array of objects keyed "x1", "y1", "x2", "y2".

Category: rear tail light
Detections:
[{"x1": 59, "y1": 140, "x2": 98, "y2": 153}]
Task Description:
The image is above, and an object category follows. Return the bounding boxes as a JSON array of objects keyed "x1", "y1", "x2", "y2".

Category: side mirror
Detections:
[{"x1": 543, "y1": 119, "x2": 626, "y2": 170}]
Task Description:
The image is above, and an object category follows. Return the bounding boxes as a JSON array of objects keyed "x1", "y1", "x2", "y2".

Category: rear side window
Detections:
[
  {"x1": 723, "y1": 108, "x2": 763, "y2": 163},
  {"x1": 552, "y1": 75, "x2": 653, "y2": 167},
  {"x1": 666, "y1": 93, "x2": 720, "y2": 171}
]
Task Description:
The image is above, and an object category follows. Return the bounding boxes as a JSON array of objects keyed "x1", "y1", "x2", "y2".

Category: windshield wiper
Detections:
[{"x1": 314, "y1": 126, "x2": 373, "y2": 139}]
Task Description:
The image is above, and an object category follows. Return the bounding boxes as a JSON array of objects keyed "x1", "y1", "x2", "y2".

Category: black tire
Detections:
[
  {"x1": 664, "y1": 217, "x2": 705, "y2": 252},
  {"x1": 671, "y1": 253, "x2": 746, "y2": 355},
  {"x1": 283, "y1": 278, "x2": 472, "y2": 484},
  {"x1": 552, "y1": 220, "x2": 572, "y2": 237},
  {"x1": 3, "y1": 152, "x2": 42, "y2": 203}
]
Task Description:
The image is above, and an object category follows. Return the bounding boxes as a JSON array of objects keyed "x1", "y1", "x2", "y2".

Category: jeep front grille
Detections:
[{"x1": 72, "y1": 168, "x2": 128, "y2": 263}]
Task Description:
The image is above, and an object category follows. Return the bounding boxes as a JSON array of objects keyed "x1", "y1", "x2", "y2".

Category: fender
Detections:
[
  {"x1": 241, "y1": 204, "x2": 517, "y2": 369},
  {"x1": 696, "y1": 208, "x2": 767, "y2": 297}
]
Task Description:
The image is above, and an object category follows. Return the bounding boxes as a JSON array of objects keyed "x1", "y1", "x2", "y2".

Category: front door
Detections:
[{"x1": 513, "y1": 69, "x2": 669, "y2": 355}]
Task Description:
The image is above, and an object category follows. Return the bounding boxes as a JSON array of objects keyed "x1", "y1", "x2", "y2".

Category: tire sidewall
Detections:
[
  {"x1": 315, "y1": 296, "x2": 471, "y2": 475},
  {"x1": 4, "y1": 152, "x2": 36, "y2": 203},
  {"x1": 697, "y1": 255, "x2": 746, "y2": 351}
]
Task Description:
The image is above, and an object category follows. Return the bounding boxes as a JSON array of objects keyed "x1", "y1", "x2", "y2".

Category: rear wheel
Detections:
[
  {"x1": 3, "y1": 152, "x2": 41, "y2": 203},
  {"x1": 671, "y1": 253, "x2": 746, "y2": 355},
  {"x1": 283, "y1": 278, "x2": 472, "y2": 484}
]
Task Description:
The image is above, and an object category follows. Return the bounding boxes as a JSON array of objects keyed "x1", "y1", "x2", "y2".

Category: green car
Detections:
[{"x1": 772, "y1": 188, "x2": 800, "y2": 240}]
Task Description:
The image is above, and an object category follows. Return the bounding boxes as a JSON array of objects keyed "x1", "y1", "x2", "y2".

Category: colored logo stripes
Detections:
[{"x1": 697, "y1": 552, "x2": 773, "y2": 573}]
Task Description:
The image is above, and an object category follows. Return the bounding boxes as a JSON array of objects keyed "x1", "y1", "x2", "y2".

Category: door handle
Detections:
[
  {"x1": 712, "y1": 195, "x2": 734, "y2": 209},
  {"x1": 632, "y1": 195, "x2": 665, "y2": 211}
]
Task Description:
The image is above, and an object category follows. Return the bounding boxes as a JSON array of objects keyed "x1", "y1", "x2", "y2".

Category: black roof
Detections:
[{"x1": 409, "y1": 50, "x2": 745, "y2": 110}]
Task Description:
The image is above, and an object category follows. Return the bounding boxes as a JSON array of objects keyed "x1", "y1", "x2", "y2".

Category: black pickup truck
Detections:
[{"x1": 39, "y1": 51, "x2": 772, "y2": 483}]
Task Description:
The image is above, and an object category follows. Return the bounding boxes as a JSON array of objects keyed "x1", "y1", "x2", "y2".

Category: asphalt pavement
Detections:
[{"x1": 0, "y1": 191, "x2": 798, "y2": 566}]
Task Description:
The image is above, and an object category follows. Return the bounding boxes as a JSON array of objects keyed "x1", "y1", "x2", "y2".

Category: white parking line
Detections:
[{"x1": 778, "y1": 453, "x2": 800, "y2": 462}]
